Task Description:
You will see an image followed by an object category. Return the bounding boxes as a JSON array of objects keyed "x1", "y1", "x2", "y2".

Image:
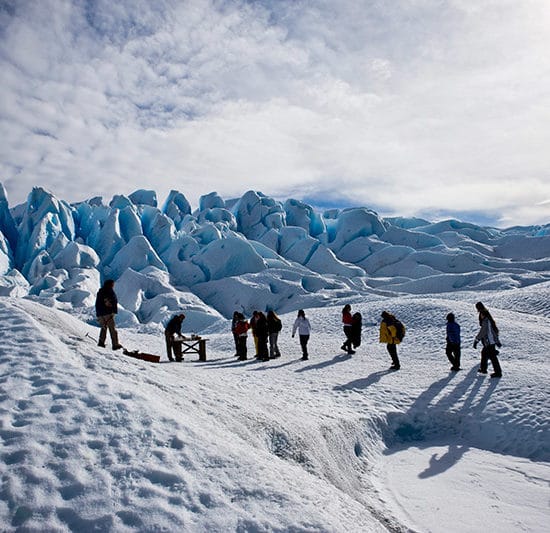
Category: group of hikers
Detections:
[{"x1": 95, "y1": 279, "x2": 503, "y2": 377}]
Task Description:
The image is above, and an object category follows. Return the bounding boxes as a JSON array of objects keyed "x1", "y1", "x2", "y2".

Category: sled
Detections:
[{"x1": 122, "y1": 348, "x2": 161, "y2": 363}]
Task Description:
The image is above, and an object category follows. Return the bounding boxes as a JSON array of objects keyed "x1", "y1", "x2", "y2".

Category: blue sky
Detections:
[{"x1": 1, "y1": 0, "x2": 549, "y2": 227}]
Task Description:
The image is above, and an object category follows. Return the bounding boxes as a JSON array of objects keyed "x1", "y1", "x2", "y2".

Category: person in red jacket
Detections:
[
  {"x1": 341, "y1": 304, "x2": 355, "y2": 354},
  {"x1": 234, "y1": 313, "x2": 250, "y2": 361}
]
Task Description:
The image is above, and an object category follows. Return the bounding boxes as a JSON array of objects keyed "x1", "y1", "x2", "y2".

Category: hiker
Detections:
[
  {"x1": 474, "y1": 302, "x2": 502, "y2": 378},
  {"x1": 164, "y1": 313, "x2": 186, "y2": 362},
  {"x1": 292, "y1": 309, "x2": 311, "y2": 360},
  {"x1": 234, "y1": 313, "x2": 250, "y2": 360},
  {"x1": 267, "y1": 310, "x2": 282, "y2": 359},
  {"x1": 350, "y1": 312, "x2": 362, "y2": 351},
  {"x1": 249, "y1": 311, "x2": 260, "y2": 357},
  {"x1": 255, "y1": 311, "x2": 269, "y2": 361},
  {"x1": 446, "y1": 313, "x2": 461, "y2": 371},
  {"x1": 379, "y1": 311, "x2": 404, "y2": 370},
  {"x1": 95, "y1": 279, "x2": 122, "y2": 350},
  {"x1": 341, "y1": 304, "x2": 355, "y2": 354},
  {"x1": 231, "y1": 311, "x2": 240, "y2": 356}
]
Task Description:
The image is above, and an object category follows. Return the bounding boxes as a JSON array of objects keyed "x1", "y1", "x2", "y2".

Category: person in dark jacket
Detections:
[
  {"x1": 165, "y1": 313, "x2": 186, "y2": 362},
  {"x1": 445, "y1": 312, "x2": 461, "y2": 371},
  {"x1": 350, "y1": 312, "x2": 362, "y2": 351},
  {"x1": 267, "y1": 310, "x2": 282, "y2": 359},
  {"x1": 249, "y1": 311, "x2": 260, "y2": 357},
  {"x1": 255, "y1": 311, "x2": 269, "y2": 361},
  {"x1": 341, "y1": 304, "x2": 355, "y2": 354},
  {"x1": 474, "y1": 302, "x2": 502, "y2": 378},
  {"x1": 231, "y1": 311, "x2": 240, "y2": 356},
  {"x1": 95, "y1": 279, "x2": 122, "y2": 350}
]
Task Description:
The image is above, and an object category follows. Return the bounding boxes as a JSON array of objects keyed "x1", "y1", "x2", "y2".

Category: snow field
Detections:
[{"x1": 1, "y1": 286, "x2": 549, "y2": 531}]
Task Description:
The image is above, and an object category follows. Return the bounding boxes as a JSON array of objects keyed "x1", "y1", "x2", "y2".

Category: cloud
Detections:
[{"x1": 0, "y1": 0, "x2": 549, "y2": 227}]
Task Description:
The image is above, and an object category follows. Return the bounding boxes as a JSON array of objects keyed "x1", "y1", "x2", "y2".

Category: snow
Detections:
[
  {"x1": 0, "y1": 184, "x2": 549, "y2": 531},
  {"x1": 0, "y1": 288, "x2": 548, "y2": 532}
]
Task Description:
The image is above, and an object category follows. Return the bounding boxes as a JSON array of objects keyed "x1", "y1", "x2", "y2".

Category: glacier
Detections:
[{"x1": 1, "y1": 183, "x2": 549, "y2": 330}]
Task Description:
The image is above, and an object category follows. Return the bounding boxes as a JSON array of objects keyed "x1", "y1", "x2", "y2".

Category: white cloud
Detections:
[{"x1": 0, "y1": 0, "x2": 549, "y2": 226}]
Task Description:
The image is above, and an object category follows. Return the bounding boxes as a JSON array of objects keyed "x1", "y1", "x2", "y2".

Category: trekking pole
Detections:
[{"x1": 85, "y1": 332, "x2": 98, "y2": 343}]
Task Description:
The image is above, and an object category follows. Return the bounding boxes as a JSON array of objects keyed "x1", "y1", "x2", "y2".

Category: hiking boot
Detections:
[
  {"x1": 341, "y1": 345, "x2": 347, "y2": 351},
  {"x1": 477, "y1": 369, "x2": 487, "y2": 374},
  {"x1": 348, "y1": 350, "x2": 356, "y2": 355},
  {"x1": 490, "y1": 373, "x2": 502, "y2": 378},
  {"x1": 97, "y1": 342, "x2": 105, "y2": 348},
  {"x1": 112, "y1": 344, "x2": 123, "y2": 350},
  {"x1": 390, "y1": 365, "x2": 400, "y2": 370}
]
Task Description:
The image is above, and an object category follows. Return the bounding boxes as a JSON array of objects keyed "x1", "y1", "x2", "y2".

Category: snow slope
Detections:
[{"x1": 1, "y1": 285, "x2": 548, "y2": 532}]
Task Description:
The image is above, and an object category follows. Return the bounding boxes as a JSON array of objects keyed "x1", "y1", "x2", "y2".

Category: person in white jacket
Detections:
[
  {"x1": 474, "y1": 301, "x2": 502, "y2": 378},
  {"x1": 292, "y1": 309, "x2": 312, "y2": 360}
]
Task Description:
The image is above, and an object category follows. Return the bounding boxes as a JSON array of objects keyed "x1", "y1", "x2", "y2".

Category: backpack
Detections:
[
  {"x1": 394, "y1": 319, "x2": 406, "y2": 341},
  {"x1": 274, "y1": 317, "x2": 282, "y2": 332}
]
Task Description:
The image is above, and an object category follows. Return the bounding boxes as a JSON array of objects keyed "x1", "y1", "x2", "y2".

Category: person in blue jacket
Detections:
[{"x1": 445, "y1": 312, "x2": 461, "y2": 371}]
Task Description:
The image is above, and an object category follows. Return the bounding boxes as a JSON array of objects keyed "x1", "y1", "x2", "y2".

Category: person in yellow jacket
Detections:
[{"x1": 380, "y1": 311, "x2": 402, "y2": 370}]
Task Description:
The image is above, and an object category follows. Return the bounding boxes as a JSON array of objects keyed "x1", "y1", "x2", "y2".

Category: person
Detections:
[
  {"x1": 95, "y1": 279, "x2": 122, "y2": 350},
  {"x1": 474, "y1": 302, "x2": 502, "y2": 378},
  {"x1": 255, "y1": 311, "x2": 269, "y2": 361},
  {"x1": 234, "y1": 313, "x2": 250, "y2": 360},
  {"x1": 350, "y1": 312, "x2": 362, "y2": 351},
  {"x1": 231, "y1": 311, "x2": 240, "y2": 356},
  {"x1": 341, "y1": 304, "x2": 355, "y2": 354},
  {"x1": 292, "y1": 309, "x2": 311, "y2": 360},
  {"x1": 165, "y1": 313, "x2": 186, "y2": 362},
  {"x1": 249, "y1": 311, "x2": 260, "y2": 357},
  {"x1": 267, "y1": 310, "x2": 282, "y2": 359},
  {"x1": 445, "y1": 312, "x2": 461, "y2": 371},
  {"x1": 379, "y1": 311, "x2": 402, "y2": 370}
]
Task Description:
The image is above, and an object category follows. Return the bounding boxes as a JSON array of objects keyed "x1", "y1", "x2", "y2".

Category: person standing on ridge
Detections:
[
  {"x1": 379, "y1": 311, "x2": 404, "y2": 370},
  {"x1": 292, "y1": 309, "x2": 312, "y2": 360},
  {"x1": 165, "y1": 313, "x2": 186, "y2": 362},
  {"x1": 474, "y1": 302, "x2": 502, "y2": 378},
  {"x1": 341, "y1": 304, "x2": 355, "y2": 354},
  {"x1": 95, "y1": 279, "x2": 123, "y2": 350},
  {"x1": 445, "y1": 312, "x2": 461, "y2": 371}
]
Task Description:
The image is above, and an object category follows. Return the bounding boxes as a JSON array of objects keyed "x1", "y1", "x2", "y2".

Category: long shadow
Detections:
[
  {"x1": 334, "y1": 370, "x2": 393, "y2": 391},
  {"x1": 249, "y1": 359, "x2": 302, "y2": 371},
  {"x1": 418, "y1": 443, "x2": 469, "y2": 479},
  {"x1": 201, "y1": 357, "x2": 264, "y2": 369},
  {"x1": 383, "y1": 365, "x2": 501, "y2": 478},
  {"x1": 294, "y1": 353, "x2": 352, "y2": 373}
]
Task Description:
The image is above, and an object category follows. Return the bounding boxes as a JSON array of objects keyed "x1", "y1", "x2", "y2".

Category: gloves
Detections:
[
  {"x1": 473, "y1": 340, "x2": 478, "y2": 349},
  {"x1": 496, "y1": 341, "x2": 502, "y2": 348}
]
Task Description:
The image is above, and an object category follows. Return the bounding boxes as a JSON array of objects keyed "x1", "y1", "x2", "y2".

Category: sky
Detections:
[{"x1": 1, "y1": 0, "x2": 550, "y2": 227}]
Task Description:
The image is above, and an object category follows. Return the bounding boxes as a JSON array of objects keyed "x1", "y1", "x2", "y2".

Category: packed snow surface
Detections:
[{"x1": 1, "y1": 285, "x2": 549, "y2": 532}]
